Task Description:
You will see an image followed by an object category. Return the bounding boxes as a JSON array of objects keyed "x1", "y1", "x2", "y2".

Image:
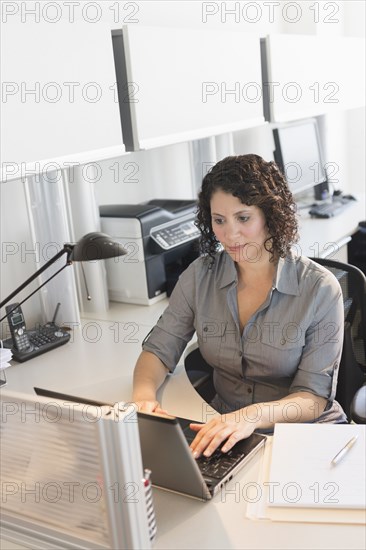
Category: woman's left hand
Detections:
[{"x1": 189, "y1": 411, "x2": 258, "y2": 458}]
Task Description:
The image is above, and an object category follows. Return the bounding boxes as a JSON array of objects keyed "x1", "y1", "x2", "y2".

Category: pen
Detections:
[{"x1": 330, "y1": 435, "x2": 358, "y2": 466}]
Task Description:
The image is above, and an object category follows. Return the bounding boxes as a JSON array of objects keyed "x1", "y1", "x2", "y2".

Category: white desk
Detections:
[
  {"x1": 296, "y1": 196, "x2": 365, "y2": 259},
  {"x1": 1, "y1": 309, "x2": 365, "y2": 550},
  {"x1": 1, "y1": 198, "x2": 366, "y2": 549}
]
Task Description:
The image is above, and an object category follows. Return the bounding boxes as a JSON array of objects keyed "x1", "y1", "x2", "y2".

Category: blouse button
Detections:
[
  {"x1": 280, "y1": 338, "x2": 286, "y2": 345},
  {"x1": 239, "y1": 351, "x2": 243, "y2": 357},
  {"x1": 247, "y1": 387, "x2": 252, "y2": 394}
]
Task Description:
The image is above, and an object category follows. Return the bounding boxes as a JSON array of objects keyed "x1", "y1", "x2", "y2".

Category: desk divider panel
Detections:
[{"x1": 0, "y1": 391, "x2": 151, "y2": 550}]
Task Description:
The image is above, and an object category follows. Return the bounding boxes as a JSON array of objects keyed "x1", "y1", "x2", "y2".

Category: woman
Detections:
[{"x1": 133, "y1": 154, "x2": 346, "y2": 458}]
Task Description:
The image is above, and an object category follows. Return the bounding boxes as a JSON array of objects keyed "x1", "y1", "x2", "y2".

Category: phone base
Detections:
[{"x1": 3, "y1": 324, "x2": 70, "y2": 363}]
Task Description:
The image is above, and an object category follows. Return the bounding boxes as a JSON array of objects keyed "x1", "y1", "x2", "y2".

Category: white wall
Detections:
[
  {"x1": 343, "y1": 1, "x2": 366, "y2": 193},
  {"x1": 1, "y1": 1, "x2": 365, "y2": 331}
]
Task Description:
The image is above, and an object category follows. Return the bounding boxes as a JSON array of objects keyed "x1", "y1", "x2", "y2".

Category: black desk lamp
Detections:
[{"x1": 0, "y1": 232, "x2": 127, "y2": 322}]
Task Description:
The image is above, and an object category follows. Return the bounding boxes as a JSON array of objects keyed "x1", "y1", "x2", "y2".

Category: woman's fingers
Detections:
[
  {"x1": 189, "y1": 418, "x2": 234, "y2": 457},
  {"x1": 189, "y1": 415, "x2": 256, "y2": 457}
]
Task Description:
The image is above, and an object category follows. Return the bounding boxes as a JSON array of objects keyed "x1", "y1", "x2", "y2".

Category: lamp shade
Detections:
[{"x1": 69, "y1": 232, "x2": 127, "y2": 262}]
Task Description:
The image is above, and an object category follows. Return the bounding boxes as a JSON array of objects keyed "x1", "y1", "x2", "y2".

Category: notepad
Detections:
[{"x1": 268, "y1": 424, "x2": 366, "y2": 509}]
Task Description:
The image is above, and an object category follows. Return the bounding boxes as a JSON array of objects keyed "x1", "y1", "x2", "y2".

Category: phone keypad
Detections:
[
  {"x1": 29, "y1": 326, "x2": 66, "y2": 348},
  {"x1": 15, "y1": 332, "x2": 31, "y2": 351}
]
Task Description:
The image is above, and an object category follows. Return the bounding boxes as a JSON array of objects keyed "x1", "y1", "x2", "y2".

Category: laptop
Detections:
[{"x1": 34, "y1": 387, "x2": 266, "y2": 501}]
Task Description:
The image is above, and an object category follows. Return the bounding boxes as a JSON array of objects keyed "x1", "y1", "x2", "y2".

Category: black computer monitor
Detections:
[{"x1": 273, "y1": 119, "x2": 329, "y2": 200}]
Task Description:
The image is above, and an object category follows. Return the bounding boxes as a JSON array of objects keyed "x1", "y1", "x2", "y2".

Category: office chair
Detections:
[
  {"x1": 310, "y1": 258, "x2": 366, "y2": 422},
  {"x1": 350, "y1": 383, "x2": 366, "y2": 423},
  {"x1": 185, "y1": 258, "x2": 366, "y2": 423},
  {"x1": 184, "y1": 343, "x2": 216, "y2": 404}
]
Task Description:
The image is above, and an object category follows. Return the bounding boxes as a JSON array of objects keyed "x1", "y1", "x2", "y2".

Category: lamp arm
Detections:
[
  {"x1": 0, "y1": 262, "x2": 70, "y2": 323},
  {"x1": 0, "y1": 244, "x2": 73, "y2": 310}
]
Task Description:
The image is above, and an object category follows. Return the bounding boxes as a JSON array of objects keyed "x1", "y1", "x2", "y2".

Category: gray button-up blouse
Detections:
[{"x1": 143, "y1": 251, "x2": 347, "y2": 423}]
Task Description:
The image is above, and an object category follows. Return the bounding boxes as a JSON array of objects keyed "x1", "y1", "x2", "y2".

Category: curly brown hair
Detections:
[{"x1": 196, "y1": 154, "x2": 298, "y2": 263}]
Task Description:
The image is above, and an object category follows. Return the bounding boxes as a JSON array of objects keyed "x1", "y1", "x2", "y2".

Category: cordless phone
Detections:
[
  {"x1": 3, "y1": 302, "x2": 70, "y2": 362},
  {"x1": 5, "y1": 303, "x2": 32, "y2": 352}
]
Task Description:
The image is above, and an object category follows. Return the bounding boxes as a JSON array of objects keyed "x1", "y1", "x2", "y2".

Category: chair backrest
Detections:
[
  {"x1": 310, "y1": 258, "x2": 366, "y2": 420},
  {"x1": 184, "y1": 343, "x2": 216, "y2": 403},
  {"x1": 350, "y1": 384, "x2": 366, "y2": 423}
]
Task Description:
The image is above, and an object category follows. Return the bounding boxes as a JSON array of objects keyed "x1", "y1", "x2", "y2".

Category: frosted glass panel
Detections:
[
  {"x1": 1, "y1": 405, "x2": 109, "y2": 544},
  {"x1": 0, "y1": 391, "x2": 151, "y2": 549},
  {"x1": 25, "y1": 172, "x2": 80, "y2": 326}
]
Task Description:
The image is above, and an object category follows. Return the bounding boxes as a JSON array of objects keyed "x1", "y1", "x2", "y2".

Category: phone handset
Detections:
[{"x1": 5, "y1": 303, "x2": 33, "y2": 352}]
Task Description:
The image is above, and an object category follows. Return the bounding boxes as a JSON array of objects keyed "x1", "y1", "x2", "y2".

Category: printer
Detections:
[{"x1": 99, "y1": 200, "x2": 200, "y2": 305}]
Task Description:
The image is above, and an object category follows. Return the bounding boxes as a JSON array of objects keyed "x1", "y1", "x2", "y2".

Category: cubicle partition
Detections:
[{"x1": 0, "y1": 391, "x2": 152, "y2": 550}]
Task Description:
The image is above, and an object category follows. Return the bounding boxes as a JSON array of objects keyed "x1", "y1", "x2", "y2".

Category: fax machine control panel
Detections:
[{"x1": 150, "y1": 217, "x2": 200, "y2": 250}]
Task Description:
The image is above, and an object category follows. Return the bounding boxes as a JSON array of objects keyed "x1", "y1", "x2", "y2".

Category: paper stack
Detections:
[
  {"x1": 0, "y1": 346, "x2": 12, "y2": 385},
  {"x1": 247, "y1": 423, "x2": 366, "y2": 524}
]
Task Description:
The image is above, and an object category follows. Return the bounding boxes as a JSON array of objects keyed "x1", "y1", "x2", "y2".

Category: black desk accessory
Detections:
[
  {"x1": 2, "y1": 301, "x2": 71, "y2": 362},
  {"x1": 309, "y1": 195, "x2": 356, "y2": 218}
]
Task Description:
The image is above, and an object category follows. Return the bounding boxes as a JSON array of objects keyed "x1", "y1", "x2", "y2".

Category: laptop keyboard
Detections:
[{"x1": 196, "y1": 447, "x2": 246, "y2": 479}]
